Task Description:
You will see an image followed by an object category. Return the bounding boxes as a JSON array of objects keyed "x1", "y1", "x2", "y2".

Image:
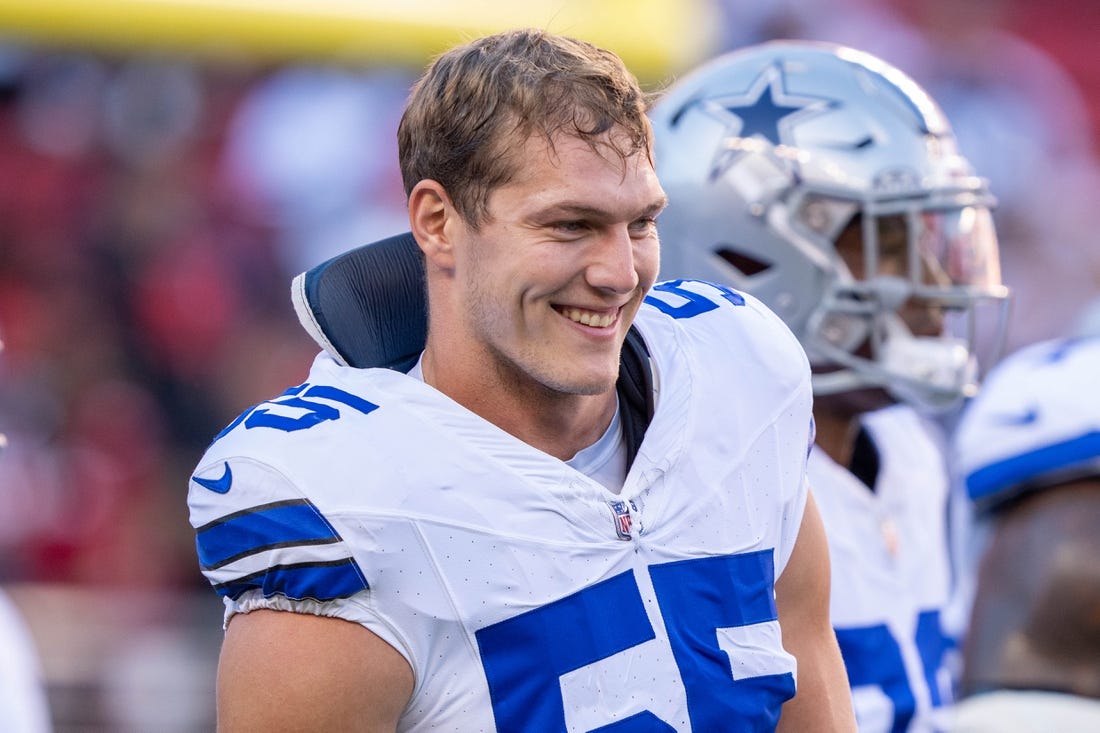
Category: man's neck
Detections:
[
  {"x1": 419, "y1": 350, "x2": 619, "y2": 461},
  {"x1": 812, "y1": 407, "x2": 861, "y2": 468}
]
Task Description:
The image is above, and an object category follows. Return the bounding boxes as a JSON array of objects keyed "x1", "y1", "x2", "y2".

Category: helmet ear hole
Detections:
[{"x1": 717, "y1": 247, "x2": 772, "y2": 277}]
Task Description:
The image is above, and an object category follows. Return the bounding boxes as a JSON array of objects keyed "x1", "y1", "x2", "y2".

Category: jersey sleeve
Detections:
[{"x1": 188, "y1": 455, "x2": 375, "y2": 627}]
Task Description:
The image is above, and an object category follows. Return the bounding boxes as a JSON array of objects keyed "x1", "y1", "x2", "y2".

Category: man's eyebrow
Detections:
[
  {"x1": 539, "y1": 197, "x2": 669, "y2": 220},
  {"x1": 646, "y1": 196, "x2": 670, "y2": 216}
]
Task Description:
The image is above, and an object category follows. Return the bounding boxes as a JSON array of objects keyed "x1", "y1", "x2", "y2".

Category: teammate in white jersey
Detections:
[
  {"x1": 647, "y1": 42, "x2": 1009, "y2": 732},
  {"x1": 0, "y1": 336, "x2": 53, "y2": 733},
  {"x1": 948, "y1": 333, "x2": 1100, "y2": 731},
  {"x1": 0, "y1": 590, "x2": 51, "y2": 733},
  {"x1": 189, "y1": 29, "x2": 856, "y2": 732}
]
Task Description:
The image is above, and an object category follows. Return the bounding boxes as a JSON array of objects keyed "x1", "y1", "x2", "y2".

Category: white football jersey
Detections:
[
  {"x1": 809, "y1": 405, "x2": 954, "y2": 733},
  {"x1": 0, "y1": 590, "x2": 51, "y2": 733},
  {"x1": 189, "y1": 280, "x2": 813, "y2": 732},
  {"x1": 946, "y1": 335, "x2": 1100, "y2": 661}
]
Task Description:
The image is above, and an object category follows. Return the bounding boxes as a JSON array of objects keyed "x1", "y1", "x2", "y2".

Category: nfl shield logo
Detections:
[{"x1": 608, "y1": 500, "x2": 636, "y2": 541}]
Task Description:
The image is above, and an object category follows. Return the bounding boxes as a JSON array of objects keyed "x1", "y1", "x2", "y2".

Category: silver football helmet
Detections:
[{"x1": 651, "y1": 40, "x2": 1009, "y2": 411}]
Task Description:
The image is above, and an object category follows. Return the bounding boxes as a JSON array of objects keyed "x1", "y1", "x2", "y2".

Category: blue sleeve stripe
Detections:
[
  {"x1": 196, "y1": 499, "x2": 342, "y2": 569},
  {"x1": 966, "y1": 430, "x2": 1100, "y2": 501},
  {"x1": 214, "y1": 558, "x2": 369, "y2": 602}
]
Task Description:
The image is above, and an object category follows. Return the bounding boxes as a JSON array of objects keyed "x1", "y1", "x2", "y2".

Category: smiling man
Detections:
[
  {"x1": 408, "y1": 128, "x2": 664, "y2": 460},
  {"x1": 188, "y1": 29, "x2": 855, "y2": 732}
]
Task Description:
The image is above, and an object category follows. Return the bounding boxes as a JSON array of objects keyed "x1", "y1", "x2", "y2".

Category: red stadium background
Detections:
[{"x1": 0, "y1": 1, "x2": 1095, "y2": 730}]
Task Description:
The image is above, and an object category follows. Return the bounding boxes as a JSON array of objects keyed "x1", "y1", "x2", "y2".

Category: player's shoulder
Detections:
[
  {"x1": 638, "y1": 278, "x2": 809, "y2": 381},
  {"x1": 954, "y1": 335, "x2": 1100, "y2": 510},
  {"x1": 188, "y1": 352, "x2": 413, "y2": 521},
  {"x1": 196, "y1": 354, "x2": 385, "y2": 460},
  {"x1": 187, "y1": 353, "x2": 397, "y2": 603}
]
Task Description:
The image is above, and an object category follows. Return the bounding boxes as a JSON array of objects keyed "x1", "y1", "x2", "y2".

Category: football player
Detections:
[
  {"x1": 949, "y1": 331, "x2": 1100, "y2": 731},
  {"x1": 0, "y1": 590, "x2": 51, "y2": 733},
  {"x1": 649, "y1": 41, "x2": 1009, "y2": 732},
  {"x1": 0, "y1": 336, "x2": 53, "y2": 733},
  {"x1": 189, "y1": 29, "x2": 856, "y2": 732}
]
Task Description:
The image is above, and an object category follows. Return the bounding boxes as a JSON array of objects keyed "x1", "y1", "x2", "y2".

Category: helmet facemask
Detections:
[{"x1": 799, "y1": 188, "x2": 1008, "y2": 412}]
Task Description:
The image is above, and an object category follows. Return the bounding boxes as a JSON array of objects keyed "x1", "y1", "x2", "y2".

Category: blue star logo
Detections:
[
  {"x1": 725, "y1": 82, "x2": 809, "y2": 144},
  {"x1": 678, "y1": 64, "x2": 835, "y2": 147}
]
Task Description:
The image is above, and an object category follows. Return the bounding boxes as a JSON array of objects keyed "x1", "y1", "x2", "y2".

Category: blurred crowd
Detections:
[
  {"x1": 0, "y1": 50, "x2": 413, "y2": 594},
  {"x1": 0, "y1": 0, "x2": 1097, "y2": 730}
]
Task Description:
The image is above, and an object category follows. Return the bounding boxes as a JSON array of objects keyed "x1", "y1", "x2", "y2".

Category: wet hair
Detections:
[{"x1": 397, "y1": 28, "x2": 654, "y2": 228}]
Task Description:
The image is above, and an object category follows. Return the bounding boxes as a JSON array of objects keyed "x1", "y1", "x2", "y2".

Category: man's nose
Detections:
[{"x1": 586, "y1": 227, "x2": 640, "y2": 293}]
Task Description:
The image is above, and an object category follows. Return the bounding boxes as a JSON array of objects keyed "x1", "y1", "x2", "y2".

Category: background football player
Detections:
[
  {"x1": 949, "y1": 322, "x2": 1100, "y2": 732},
  {"x1": 0, "y1": 335, "x2": 54, "y2": 733},
  {"x1": 650, "y1": 40, "x2": 1009, "y2": 732}
]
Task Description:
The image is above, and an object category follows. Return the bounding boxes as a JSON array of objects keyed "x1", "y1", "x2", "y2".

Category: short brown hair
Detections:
[{"x1": 397, "y1": 28, "x2": 654, "y2": 228}]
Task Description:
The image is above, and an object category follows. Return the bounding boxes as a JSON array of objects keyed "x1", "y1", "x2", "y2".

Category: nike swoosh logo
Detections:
[
  {"x1": 194, "y1": 461, "x2": 233, "y2": 494},
  {"x1": 993, "y1": 408, "x2": 1039, "y2": 426}
]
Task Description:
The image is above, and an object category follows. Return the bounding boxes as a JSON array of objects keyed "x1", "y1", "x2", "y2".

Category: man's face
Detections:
[
  {"x1": 447, "y1": 130, "x2": 666, "y2": 400},
  {"x1": 834, "y1": 213, "x2": 949, "y2": 339},
  {"x1": 815, "y1": 213, "x2": 952, "y2": 416}
]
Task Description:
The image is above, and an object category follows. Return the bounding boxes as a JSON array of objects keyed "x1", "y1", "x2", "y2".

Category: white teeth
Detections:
[{"x1": 562, "y1": 308, "x2": 615, "y2": 328}]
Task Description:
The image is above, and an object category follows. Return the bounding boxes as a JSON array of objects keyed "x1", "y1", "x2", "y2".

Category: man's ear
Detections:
[{"x1": 409, "y1": 180, "x2": 457, "y2": 270}]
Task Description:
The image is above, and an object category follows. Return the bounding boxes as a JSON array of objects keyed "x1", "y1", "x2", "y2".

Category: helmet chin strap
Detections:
[
  {"x1": 808, "y1": 313, "x2": 976, "y2": 412},
  {"x1": 880, "y1": 328, "x2": 978, "y2": 411}
]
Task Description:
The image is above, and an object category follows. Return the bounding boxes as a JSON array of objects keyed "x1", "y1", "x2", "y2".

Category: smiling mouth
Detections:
[{"x1": 558, "y1": 306, "x2": 618, "y2": 328}]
